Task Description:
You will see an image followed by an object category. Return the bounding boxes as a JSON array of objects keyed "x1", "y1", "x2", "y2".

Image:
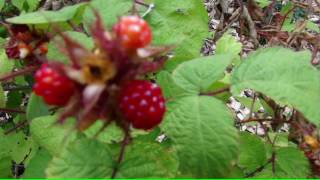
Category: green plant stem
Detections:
[{"x1": 111, "y1": 130, "x2": 130, "y2": 179}]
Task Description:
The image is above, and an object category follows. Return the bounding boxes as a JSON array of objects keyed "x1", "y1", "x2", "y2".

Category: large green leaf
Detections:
[
  {"x1": 30, "y1": 115, "x2": 76, "y2": 156},
  {"x1": 26, "y1": 93, "x2": 50, "y2": 121},
  {"x1": 238, "y1": 132, "x2": 267, "y2": 174},
  {"x1": 145, "y1": 0, "x2": 209, "y2": 70},
  {"x1": 115, "y1": 141, "x2": 178, "y2": 178},
  {"x1": 0, "y1": 129, "x2": 38, "y2": 177},
  {"x1": 254, "y1": 147, "x2": 310, "y2": 178},
  {"x1": 46, "y1": 138, "x2": 113, "y2": 178},
  {"x1": 82, "y1": 0, "x2": 132, "y2": 32},
  {"x1": 0, "y1": 0, "x2": 5, "y2": 11},
  {"x1": 231, "y1": 47, "x2": 320, "y2": 125},
  {"x1": 156, "y1": 70, "x2": 187, "y2": 99},
  {"x1": 161, "y1": 95, "x2": 239, "y2": 177},
  {"x1": 6, "y1": 3, "x2": 88, "y2": 24},
  {"x1": 23, "y1": 148, "x2": 52, "y2": 178},
  {"x1": 172, "y1": 54, "x2": 233, "y2": 94},
  {"x1": 84, "y1": 121, "x2": 123, "y2": 144}
]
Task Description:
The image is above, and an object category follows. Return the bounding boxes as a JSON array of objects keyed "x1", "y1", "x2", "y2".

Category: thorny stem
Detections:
[
  {"x1": 201, "y1": 87, "x2": 230, "y2": 96},
  {"x1": 0, "y1": 66, "x2": 38, "y2": 82},
  {"x1": 0, "y1": 108, "x2": 25, "y2": 114},
  {"x1": 111, "y1": 130, "x2": 131, "y2": 179}
]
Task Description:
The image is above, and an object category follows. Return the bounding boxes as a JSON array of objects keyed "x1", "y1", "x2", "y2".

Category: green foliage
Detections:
[
  {"x1": 238, "y1": 132, "x2": 267, "y2": 174},
  {"x1": 254, "y1": 147, "x2": 310, "y2": 178},
  {"x1": 23, "y1": 149, "x2": 52, "y2": 178},
  {"x1": 82, "y1": 0, "x2": 132, "y2": 32},
  {"x1": 0, "y1": 49, "x2": 15, "y2": 76},
  {"x1": 215, "y1": 33, "x2": 242, "y2": 65},
  {"x1": 11, "y1": 0, "x2": 39, "y2": 12},
  {"x1": 145, "y1": 0, "x2": 209, "y2": 70},
  {"x1": 231, "y1": 47, "x2": 320, "y2": 125},
  {"x1": 30, "y1": 115, "x2": 76, "y2": 156},
  {"x1": 26, "y1": 93, "x2": 50, "y2": 121},
  {"x1": 6, "y1": 3, "x2": 88, "y2": 24},
  {"x1": 162, "y1": 96, "x2": 239, "y2": 177}
]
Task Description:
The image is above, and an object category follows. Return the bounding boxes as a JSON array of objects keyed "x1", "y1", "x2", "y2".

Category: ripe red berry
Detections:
[
  {"x1": 113, "y1": 16, "x2": 152, "y2": 49},
  {"x1": 118, "y1": 80, "x2": 165, "y2": 130},
  {"x1": 33, "y1": 64, "x2": 75, "y2": 106}
]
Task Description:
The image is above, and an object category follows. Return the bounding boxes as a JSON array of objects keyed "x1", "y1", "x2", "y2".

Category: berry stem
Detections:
[
  {"x1": 4, "y1": 120, "x2": 28, "y2": 135},
  {"x1": 0, "y1": 66, "x2": 38, "y2": 82},
  {"x1": 3, "y1": 85, "x2": 32, "y2": 91},
  {"x1": 111, "y1": 129, "x2": 131, "y2": 179}
]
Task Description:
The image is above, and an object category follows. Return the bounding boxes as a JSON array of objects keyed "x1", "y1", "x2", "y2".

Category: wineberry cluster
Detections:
[
  {"x1": 5, "y1": 25, "x2": 48, "y2": 62},
  {"x1": 33, "y1": 15, "x2": 169, "y2": 131}
]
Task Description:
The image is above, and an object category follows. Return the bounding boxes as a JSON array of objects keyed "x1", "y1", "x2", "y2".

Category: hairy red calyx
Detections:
[{"x1": 4, "y1": 25, "x2": 48, "y2": 63}]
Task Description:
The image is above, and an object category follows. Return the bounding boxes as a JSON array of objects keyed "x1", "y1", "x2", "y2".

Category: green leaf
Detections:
[
  {"x1": 255, "y1": 0, "x2": 271, "y2": 8},
  {"x1": 26, "y1": 93, "x2": 50, "y2": 121},
  {"x1": 254, "y1": 147, "x2": 310, "y2": 178},
  {"x1": 235, "y1": 96, "x2": 262, "y2": 112},
  {"x1": 0, "y1": 0, "x2": 5, "y2": 11},
  {"x1": 238, "y1": 132, "x2": 267, "y2": 173},
  {"x1": 172, "y1": 54, "x2": 233, "y2": 94},
  {"x1": 30, "y1": 115, "x2": 76, "y2": 156},
  {"x1": 0, "y1": 49, "x2": 15, "y2": 75},
  {"x1": 215, "y1": 33, "x2": 242, "y2": 65},
  {"x1": 231, "y1": 47, "x2": 320, "y2": 125},
  {"x1": 84, "y1": 121, "x2": 123, "y2": 144},
  {"x1": 306, "y1": 21, "x2": 320, "y2": 33},
  {"x1": 145, "y1": 0, "x2": 209, "y2": 70},
  {"x1": 6, "y1": 3, "x2": 88, "y2": 24},
  {"x1": 11, "y1": 0, "x2": 25, "y2": 11},
  {"x1": 82, "y1": 0, "x2": 132, "y2": 32},
  {"x1": 6, "y1": 91, "x2": 23, "y2": 109},
  {"x1": 161, "y1": 95, "x2": 239, "y2": 177},
  {"x1": 23, "y1": 148, "x2": 52, "y2": 178},
  {"x1": 156, "y1": 70, "x2": 187, "y2": 99},
  {"x1": 0, "y1": 156, "x2": 11, "y2": 178},
  {"x1": 0, "y1": 86, "x2": 6, "y2": 108},
  {"x1": 47, "y1": 31, "x2": 94, "y2": 64},
  {"x1": 115, "y1": 141, "x2": 179, "y2": 178},
  {"x1": 0, "y1": 129, "x2": 37, "y2": 164},
  {"x1": 26, "y1": 0, "x2": 39, "y2": 12},
  {"x1": 46, "y1": 138, "x2": 114, "y2": 178}
]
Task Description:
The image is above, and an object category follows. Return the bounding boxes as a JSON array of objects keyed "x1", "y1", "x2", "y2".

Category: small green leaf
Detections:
[
  {"x1": 255, "y1": 0, "x2": 271, "y2": 8},
  {"x1": 172, "y1": 54, "x2": 233, "y2": 94},
  {"x1": 82, "y1": 0, "x2": 132, "y2": 32},
  {"x1": 11, "y1": 0, "x2": 25, "y2": 11},
  {"x1": 145, "y1": 0, "x2": 209, "y2": 70},
  {"x1": 6, "y1": 3, "x2": 88, "y2": 24},
  {"x1": 23, "y1": 148, "x2": 52, "y2": 178},
  {"x1": 46, "y1": 138, "x2": 114, "y2": 178},
  {"x1": 306, "y1": 21, "x2": 320, "y2": 33},
  {"x1": 238, "y1": 132, "x2": 267, "y2": 173},
  {"x1": 30, "y1": 115, "x2": 76, "y2": 156},
  {"x1": 215, "y1": 33, "x2": 242, "y2": 65},
  {"x1": 231, "y1": 47, "x2": 320, "y2": 125},
  {"x1": 161, "y1": 95, "x2": 239, "y2": 177},
  {"x1": 26, "y1": 93, "x2": 50, "y2": 121},
  {"x1": 254, "y1": 147, "x2": 310, "y2": 178}
]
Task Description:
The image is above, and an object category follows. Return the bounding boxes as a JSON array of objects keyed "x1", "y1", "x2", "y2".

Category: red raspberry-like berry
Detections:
[
  {"x1": 113, "y1": 16, "x2": 152, "y2": 49},
  {"x1": 33, "y1": 64, "x2": 75, "y2": 106},
  {"x1": 118, "y1": 80, "x2": 165, "y2": 130}
]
